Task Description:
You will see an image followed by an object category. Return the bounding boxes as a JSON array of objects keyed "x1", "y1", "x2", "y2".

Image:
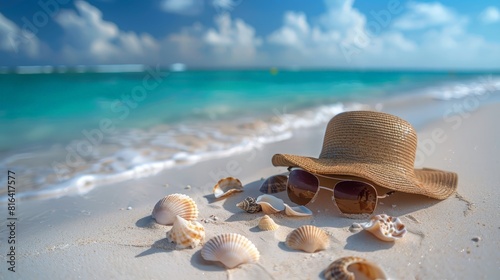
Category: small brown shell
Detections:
[
  {"x1": 152, "y1": 193, "x2": 198, "y2": 225},
  {"x1": 236, "y1": 197, "x2": 262, "y2": 213},
  {"x1": 201, "y1": 233, "x2": 260, "y2": 269},
  {"x1": 259, "y1": 175, "x2": 288, "y2": 194},
  {"x1": 213, "y1": 177, "x2": 244, "y2": 198},
  {"x1": 258, "y1": 215, "x2": 279, "y2": 231},
  {"x1": 285, "y1": 225, "x2": 329, "y2": 253},
  {"x1": 324, "y1": 256, "x2": 387, "y2": 280},
  {"x1": 166, "y1": 215, "x2": 205, "y2": 249}
]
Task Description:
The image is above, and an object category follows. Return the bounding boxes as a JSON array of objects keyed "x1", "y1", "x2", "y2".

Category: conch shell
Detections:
[
  {"x1": 360, "y1": 214, "x2": 407, "y2": 242},
  {"x1": 259, "y1": 175, "x2": 287, "y2": 194},
  {"x1": 213, "y1": 177, "x2": 244, "y2": 198},
  {"x1": 258, "y1": 215, "x2": 279, "y2": 231},
  {"x1": 152, "y1": 193, "x2": 198, "y2": 225},
  {"x1": 236, "y1": 197, "x2": 262, "y2": 213},
  {"x1": 255, "y1": 194, "x2": 285, "y2": 214},
  {"x1": 284, "y1": 204, "x2": 313, "y2": 217},
  {"x1": 285, "y1": 225, "x2": 329, "y2": 253},
  {"x1": 324, "y1": 256, "x2": 387, "y2": 280},
  {"x1": 166, "y1": 215, "x2": 205, "y2": 249},
  {"x1": 201, "y1": 233, "x2": 260, "y2": 269}
]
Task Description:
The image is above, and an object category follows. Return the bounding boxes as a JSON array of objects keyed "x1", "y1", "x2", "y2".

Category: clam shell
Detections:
[
  {"x1": 201, "y1": 233, "x2": 260, "y2": 269},
  {"x1": 360, "y1": 214, "x2": 407, "y2": 242},
  {"x1": 256, "y1": 194, "x2": 286, "y2": 214},
  {"x1": 166, "y1": 215, "x2": 205, "y2": 249},
  {"x1": 236, "y1": 197, "x2": 262, "y2": 213},
  {"x1": 152, "y1": 193, "x2": 199, "y2": 225},
  {"x1": 284, "y1": 204, "x2": 313, "y2": 217},
  {"x1": 213, "y1": 177, "x2": 244, "y2": 198},
  {"x1": 259, "y1": 175, "x2": 288, "y2": 194},
  {"x1": 324, "y1": 256, "x2": 387, "y2": 280},
  {"x1": 285, "y1": 225, "x2": 329, "y2": 253},
  {"x1": 258, "y1": 215, "x2": 279, "y2": 231}
]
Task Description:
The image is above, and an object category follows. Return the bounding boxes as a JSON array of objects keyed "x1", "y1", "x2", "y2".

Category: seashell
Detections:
[
  {"x1": 258, "y1": 215, "x2": 279, "y2": 231},
  {"x1": 259, "y1": 175, "x2": 288, "y2": 194},
  {"x1": 152, "y1": 193, "x2": 199, "y2": 225},
  {"x1": 324, "y1": 256, "x2": 387, "y2": 280},
  {"x1": 201, "y1": 233, "x2": 260, "y2": 269},
  {"x1": 236, "y1": 197, "x2": 262, "y2": 213},
  {"x1": 166, "y1": 215, "x2": 205, "y2": 249},
  {"x1": 285, "y1": 225, "x2": 329, "y2": 253},
  {"x1": 256, "y1": 194, "x2": 286, "y2": 214},
  {"x1": 213, "y1": 177, "x2": 244, "y2": 198},
  {"x1": 360, "y1": 214, "x2": 407, "y2": 242},
  {"x1": 284, "y1": 204, "x2": 313, "y2": 217}
]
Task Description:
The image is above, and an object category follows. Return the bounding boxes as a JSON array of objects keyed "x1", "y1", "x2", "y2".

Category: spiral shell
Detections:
[
  {"x1": 256, "y1": 194, "x2": 286, "y2": 214},
  {"x1": 259, "y1": 175, "x2": 288, "y2": 194},
  {"x1": 258, "y1": 215, "x2": 279, "y2": 231},
  {"x1": 166, "y1": 215, "x2": 205, "y2": 249},
  {"x1": 324, "y1": 256, "x2": 387, "y2": 280},
  {"x1": 201, "y1": 233, "x2": 260, "y2": 269},
  {"x1": 213, "y1": 177, "x2": 244, "y2": 199},
  {"x1": 152, "y1": 193, "x2": 199, "y2": 225},
  {"x1": 360, "y1": 214, "x2": 407, "y2": 242},
  {"x1": 236, "y1": 197, "x2": 262, "y2": 213},
  {"x1": 285, "y1": 225, "x2": 329, "y2": 253}
]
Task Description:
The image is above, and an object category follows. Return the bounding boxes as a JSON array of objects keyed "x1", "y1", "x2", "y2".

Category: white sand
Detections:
[{"x1": 3, "y1": 101, "x2": 500, "y2": 279}]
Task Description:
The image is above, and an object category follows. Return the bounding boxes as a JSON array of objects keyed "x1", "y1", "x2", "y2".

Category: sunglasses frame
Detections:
[{"x1": 286, "y1": 167, "x2": 395, "y2": 217}]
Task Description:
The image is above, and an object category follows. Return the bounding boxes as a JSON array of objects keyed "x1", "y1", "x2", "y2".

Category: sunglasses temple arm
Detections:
[{"x1": 377, "y1": 190, "x2": 396, "y2": 199}]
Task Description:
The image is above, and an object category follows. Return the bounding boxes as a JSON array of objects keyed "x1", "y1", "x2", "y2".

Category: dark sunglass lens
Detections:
[
  {"x1": 287, "y1": 170, "x2": 319, "y2": 205},
  {"x1": 259, "y1": 175, "x2": 288, "y2": 194},
  {"x1": 333, "y1": 181, "x2": 377, "y2": 214}
]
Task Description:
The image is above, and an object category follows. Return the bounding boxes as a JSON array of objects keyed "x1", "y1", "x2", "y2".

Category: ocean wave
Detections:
[{"x1": 428, "y1": 76, "x2": 500, "y2": 100}]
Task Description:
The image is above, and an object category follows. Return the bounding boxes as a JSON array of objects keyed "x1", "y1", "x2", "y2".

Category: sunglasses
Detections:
[{"x1": 264, "y1": 168, "x2": 395, "y2": 217}]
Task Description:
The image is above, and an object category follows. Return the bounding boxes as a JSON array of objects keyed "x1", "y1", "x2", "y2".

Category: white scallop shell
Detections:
[
  {"x1": 256, "y1": 194, "x2": 286, "y2": 214},
  {"x1": 152, "y1": 194, "x2": 199, "y2": 225},
  {"x1": 360, "y1": 214, "x2": 407, "y2": 242},
  {"x1": 213, "y1": 177, "x2": 244, "y2": 199},
  {"x1": 324, "y1": 256, "x2": 387, "y2": 280},
  {"x1": 258, "y1": 215, "x2": 279, "y2": 231},
  {"x1": 166, "y1": 215, "x2": 205, "y2": 249},
  {"x1": 285, "y1": 225, "x2": 329, "y2": 253},
  {"x1": 284, "y1": 204, "x2": 313, "y2": 217},
  {"x1": 201, "y1": 233, "x2": 260, "y2": 269}
]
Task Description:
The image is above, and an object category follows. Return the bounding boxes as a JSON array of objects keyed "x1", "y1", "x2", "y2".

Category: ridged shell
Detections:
[
  {"x1": 256, "y1": 194, "x2": 286, "y2": 214},
  {"x1": 152, "y1": 193, "x2": 199, "y2": 225},
  {"x1": 166, "y1": 215, "x2": 205, "y2": 249},
  {"x1": 258, "y1": 215, "x2": 279, "y2": 231},
  {"x1": 284, "y1": 204, "x2": 313, "y2": 217},
  {"x1": 285, "y1": 225, "x2": 329, "y2": 253},
  {"x1": 360, "y1": 214, "x2": 407, "y2": 242},
  {"x1": 324, "y1": 256, "x2": 387, "y2": 280},
  {"x1": 213, "y1": 177, "x2": 244, "y2": 198},
  {"x1": 201, "y1": 233, "x2": 260, "y2": 269},
  {"x1": 259, "y1": 175, "x2": 288, "y2": 194},
  {"x1": 236, "y1": 197, "x2": 262, "y2": 213}
]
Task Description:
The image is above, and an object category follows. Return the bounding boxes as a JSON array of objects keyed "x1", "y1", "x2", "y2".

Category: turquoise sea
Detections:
[{"x1": 1, "y1": 69, "x2": 499, "y2": 200}]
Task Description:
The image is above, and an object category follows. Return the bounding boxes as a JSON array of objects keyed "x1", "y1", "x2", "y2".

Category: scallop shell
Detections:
[
  {"x1": 213, "y1": 177, "x2": 244, "y2": 198},
  {"x1": 360, "y1": 214, "x2": 407, "y2": 242},
  {"x1": 285, "y1": 225, "x2": 329, "y2": 253},
  {"x1": 256, "y1": 194, "x2": 286, "y2": 214},
  {"x1": 236, "y1": 197, "x2": 262, "y2": 213},
  {"x1": 201, "y1": 233, "x2": 260, "y2": 269},
  {"x1": 259, "y1": 175, "x2": 288, "y2": 194},
  {"x1": 324, "y1": 256, "x2": 387, "y2": 280},
  {"x1": 284, "y1": 204, "x2": 313, "y2": 217},
  {"x1": 258, "y1": 215, "x2": 279, "y2": 231},
  {"x1": 166, "y1": 215, "x2": 205, "y2": 249},
  {"x1": 152, "y1": 193, "x2": 199, "y2": 225}
]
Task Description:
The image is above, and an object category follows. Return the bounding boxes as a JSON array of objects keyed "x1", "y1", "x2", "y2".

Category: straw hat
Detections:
[{"x1": 272, "y1": 111, "x2": 458, "y2": 200}]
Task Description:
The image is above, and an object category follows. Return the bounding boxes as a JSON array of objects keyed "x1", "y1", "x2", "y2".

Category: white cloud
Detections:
[
  {"x1": 161, "y1": 0, "x2": 204, "y2": 16},
  {"x1": 480, "y1": 6, "x2": 500, "y2": 24},
  {"x1": 0, "y1": 13, "x2": 40, "y2": 57},
  {"x1": 393, "y1": 2, "x2": 462, "y2": 30},
  {"x1": 55, "y1": 1, "x2": 158, "y2": 64}
]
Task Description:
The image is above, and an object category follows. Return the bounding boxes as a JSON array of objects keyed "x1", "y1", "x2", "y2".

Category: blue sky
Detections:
[{"x1": 0, "y1": 0, "x2": 499, "y2": 69}]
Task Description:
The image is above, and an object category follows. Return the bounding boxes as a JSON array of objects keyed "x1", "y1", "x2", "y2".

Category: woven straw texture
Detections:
[{"x1": 272, "y1": 111, "x2": 458, "y2": 200}]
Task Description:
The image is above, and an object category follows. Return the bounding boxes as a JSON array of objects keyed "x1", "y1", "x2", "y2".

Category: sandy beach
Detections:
[{"x1": 2, "y1": 97, "x2": 499, "y2": 280}]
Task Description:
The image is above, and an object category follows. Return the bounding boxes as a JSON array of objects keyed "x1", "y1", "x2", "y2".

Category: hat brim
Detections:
[{"x1": 272, "y1": 154, "x2": 458, "y2": 200}]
